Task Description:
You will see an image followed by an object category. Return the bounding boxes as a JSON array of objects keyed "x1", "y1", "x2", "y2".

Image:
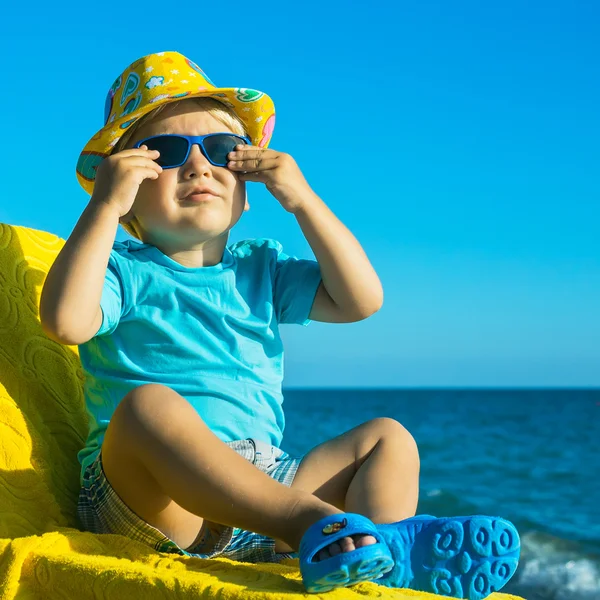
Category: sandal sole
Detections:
[
  {"x1": 307, "y1": 553, "x2": 395, "y2": 593},
  {"x1": 378, "y1": 516, "x2": 520, "y2": 599}
]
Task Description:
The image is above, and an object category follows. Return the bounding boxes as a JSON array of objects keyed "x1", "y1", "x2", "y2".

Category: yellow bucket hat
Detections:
[{"x1": 76, "y1": 50, "x2": 276, "y2": 196}]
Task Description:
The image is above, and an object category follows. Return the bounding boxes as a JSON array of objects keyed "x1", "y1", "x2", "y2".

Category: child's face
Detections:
[{"x1": 128, "y1": 100, "x2": 248, "y2": 247}]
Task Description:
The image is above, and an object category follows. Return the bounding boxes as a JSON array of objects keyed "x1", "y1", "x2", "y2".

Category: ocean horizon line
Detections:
[{"x1": 282, "y1": 386, "x2": 600, "y2": 391}]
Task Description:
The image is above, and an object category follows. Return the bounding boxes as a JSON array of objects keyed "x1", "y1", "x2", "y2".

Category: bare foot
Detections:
[
  {"x1": 284, "y1": 497, "x2": 379, "y2": 559},
  {"x1": 316, "y1": 534, "x2": 378, "y2": 561}
]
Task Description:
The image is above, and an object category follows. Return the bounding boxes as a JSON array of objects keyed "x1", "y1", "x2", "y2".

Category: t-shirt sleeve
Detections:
[
  {"x1": 95, "y1": 245, "x2": 131, "y2": 337},
  {"x1": 271, "y1": 241, "x2": 322, "y2": 326}
]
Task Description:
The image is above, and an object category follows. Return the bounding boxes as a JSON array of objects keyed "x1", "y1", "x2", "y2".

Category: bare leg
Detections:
[
  {"x1": 102, "y1": 384, "x2": 346, "y2": 553},
  {"x1": 273, "y1": 417, "x2": 420, "y2": 559}
]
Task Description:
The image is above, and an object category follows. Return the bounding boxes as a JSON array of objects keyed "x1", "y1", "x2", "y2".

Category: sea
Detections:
[{"x1": 279, "y1": 389, "x2": 600, "y2": 600}]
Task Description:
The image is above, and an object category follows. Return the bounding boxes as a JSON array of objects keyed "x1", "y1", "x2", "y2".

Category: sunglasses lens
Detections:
[
  {"x1": 143, "y1": 135, "x2": 189, "y2": 167},
  {"x1": 203, "y1": 134, "x2": 247, "y2": 165}
]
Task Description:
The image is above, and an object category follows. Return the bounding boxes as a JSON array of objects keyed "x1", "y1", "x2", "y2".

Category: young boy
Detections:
[{"x1": 40, "y1": 51, "x2": 520, "y2": 598}]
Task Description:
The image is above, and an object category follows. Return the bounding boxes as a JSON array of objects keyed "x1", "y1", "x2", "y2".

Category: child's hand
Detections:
[
  {"x1": 91, "y1": 145, "x2": 163, "y2": 223},
  {"x1": 227, "y1": 145, "x2": 314, "y2": 214}
]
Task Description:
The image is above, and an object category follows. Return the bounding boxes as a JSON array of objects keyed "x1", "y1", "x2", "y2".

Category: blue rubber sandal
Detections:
[
  {"x1": 375, "y1": 515, "x2": 520, "y2": 600},
  {"x1": 299, "y1": 513, "x2": 395, "y2": 593}
]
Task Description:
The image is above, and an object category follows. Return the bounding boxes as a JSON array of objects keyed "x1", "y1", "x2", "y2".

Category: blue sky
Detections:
[{"x1": 2, "y1": 1, "x2": 598, "y2": 387}]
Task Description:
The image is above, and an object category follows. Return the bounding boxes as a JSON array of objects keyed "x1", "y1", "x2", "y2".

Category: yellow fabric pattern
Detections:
[{"x1": 0, "y1": 222, "x2": 524, "y2": 599}]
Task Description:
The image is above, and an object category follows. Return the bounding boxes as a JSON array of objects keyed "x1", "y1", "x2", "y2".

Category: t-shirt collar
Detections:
[{"x1": 133, "y1": 240, "x2": 235, "y2": 272}]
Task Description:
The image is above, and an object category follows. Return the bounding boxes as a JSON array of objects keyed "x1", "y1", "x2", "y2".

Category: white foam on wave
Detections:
[{"x1": 509, "y1": 531, "x2": 600, "y2": 600}]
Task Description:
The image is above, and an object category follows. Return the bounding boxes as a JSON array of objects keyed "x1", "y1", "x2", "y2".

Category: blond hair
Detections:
[{"x1": 111, "y1": 97, "x2": 248, "y2": 240}]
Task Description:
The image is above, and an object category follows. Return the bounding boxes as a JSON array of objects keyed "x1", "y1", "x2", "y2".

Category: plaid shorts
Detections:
[{"x1": 77, "y1": 438, "x2": 303, "y2": 563}]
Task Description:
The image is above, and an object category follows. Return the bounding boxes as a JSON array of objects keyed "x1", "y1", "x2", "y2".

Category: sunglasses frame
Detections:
[{"x1": 132, "y1": 133, "x2": 252, "y2": 169}]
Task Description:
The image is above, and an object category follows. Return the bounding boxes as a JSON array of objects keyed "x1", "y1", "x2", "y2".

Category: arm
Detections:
[
  {"x1": 293, "y1": 192, "x2": 384, "y2": 322},
  {"x1": 39, "y1": 200, "x2": 121, "y2": 345},
  {"x1": 226, "y1": 145, "x2": 383, "y2": 322}
]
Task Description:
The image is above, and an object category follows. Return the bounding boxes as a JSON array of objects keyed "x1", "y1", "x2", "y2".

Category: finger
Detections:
[
  {"x1": 228, "y1": 157, "x2": 278, "y2": 171},
  {"x1": 115, "y1": 146, "x2": 161, "y2": 160},
  {"x1": 140, "y1": 166, "x2": 161, "y2": 179},
  {"x1": 121, "y1": 157, "x2": 163, "y2": 174},
  {"x1": 228, "y1": 146, "x2": 272, "y2": 161},
  {"x1": 234, "y1": 143, "x2": 268, "y2": 151}
]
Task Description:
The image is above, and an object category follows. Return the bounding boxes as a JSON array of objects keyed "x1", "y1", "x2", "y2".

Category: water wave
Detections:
[{"x1": 420, "y1": 486, "x2": 600, "y2": 600}]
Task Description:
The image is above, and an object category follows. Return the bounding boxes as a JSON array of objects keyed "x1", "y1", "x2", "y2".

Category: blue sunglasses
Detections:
[{"x1": 133, "y1": 133, "x2": 252, "y2": 169}]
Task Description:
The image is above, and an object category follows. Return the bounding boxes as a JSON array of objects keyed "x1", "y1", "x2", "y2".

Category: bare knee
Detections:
[
  {"x1": 122, "y1": 383, "x2": 179, "y2": 410},
  {"x1": 118, "y1": 383, "x2": 188, "y2": 427},
  {"x1": 110, "y1": 383, "x2": 196, "y2": 449},
  {"x1": 365, "y1": 417, "x2": 420, "y2": 462}
]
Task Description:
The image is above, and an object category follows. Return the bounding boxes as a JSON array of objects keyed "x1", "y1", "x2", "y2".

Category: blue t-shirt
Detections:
[{"x1": 76, "y1": 237, "x2": 322, "y2": 485}]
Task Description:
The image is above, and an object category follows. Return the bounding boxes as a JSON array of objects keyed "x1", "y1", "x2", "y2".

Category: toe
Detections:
[
  {"x1": 340, "y1": 536, "x2": 356, "y2": 553},
  {"x1": 354, "y1": 534, "x2": 378, "y2": 548},
  {"x1": 316, "y1": 538, "x2": 357, "y2": 562},
  {"x1": 315, "y1": 534, "x2": 377, "y2": 562}
]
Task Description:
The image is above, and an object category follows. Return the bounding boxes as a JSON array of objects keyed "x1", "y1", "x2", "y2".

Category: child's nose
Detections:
[{"x1": 184, "y1": 143, "x2": 213, "y2": 171}]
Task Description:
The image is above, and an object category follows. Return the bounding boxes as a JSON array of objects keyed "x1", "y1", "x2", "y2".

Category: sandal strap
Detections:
[{"x1": 299, "y1": 512, "x2": 385, "y2": 563}]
